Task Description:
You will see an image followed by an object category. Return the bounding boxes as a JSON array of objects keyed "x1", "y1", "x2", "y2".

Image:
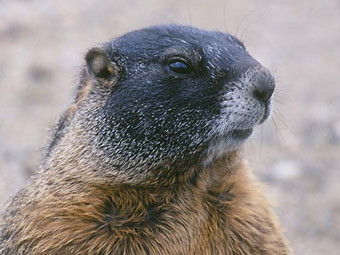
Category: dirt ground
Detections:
[{"x1": 0, "y1": 0, "x2": 339, "y2": 254}]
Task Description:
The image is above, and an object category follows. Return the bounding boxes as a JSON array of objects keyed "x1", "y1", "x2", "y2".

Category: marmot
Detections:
[{"x1": 0, "y1": 25, "x2": 291, "y2": 255}]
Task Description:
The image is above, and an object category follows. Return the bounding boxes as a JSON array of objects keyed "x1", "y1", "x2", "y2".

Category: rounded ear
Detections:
[{"x1": 85, "y1": 47, "x2": 118, "y2": 86}]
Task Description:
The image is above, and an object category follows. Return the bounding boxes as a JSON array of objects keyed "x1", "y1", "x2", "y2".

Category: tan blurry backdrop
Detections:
[{"x1": 0, "y1": 0, "x2": 340, "y2": 254}]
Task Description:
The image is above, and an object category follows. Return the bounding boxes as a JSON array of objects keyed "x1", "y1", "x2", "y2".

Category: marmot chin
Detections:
[{"x1": 0, "y1": 25, "x2": 291, "y2": 255}]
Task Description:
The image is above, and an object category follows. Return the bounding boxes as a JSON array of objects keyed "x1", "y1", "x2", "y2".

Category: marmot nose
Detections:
[{"x1": 252, "y1": 72, "x2": 275, "y2": 103}]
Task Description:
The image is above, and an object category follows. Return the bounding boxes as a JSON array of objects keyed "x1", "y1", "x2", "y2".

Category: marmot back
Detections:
[{"x1": 0, "y1": 25, "x2": 291, "y2": 255}]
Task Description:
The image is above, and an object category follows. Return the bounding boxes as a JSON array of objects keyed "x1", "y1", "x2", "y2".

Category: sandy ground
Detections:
[{"x1": 0, "y1": 0, "x2": 340, "y2": 254}]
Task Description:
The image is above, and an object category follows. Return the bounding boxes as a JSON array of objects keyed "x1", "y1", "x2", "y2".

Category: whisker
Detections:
[
  {"x1": 223, "y1": 0, "x2": 229, "y2": 34},
  {"x1": 274, "y1": 91, "x2": 290, "y2": 101},
  {"x1": 272, "y1": 120, "x2": 282, "y2": 147},
  {"x1": 187, "y1": 0, "x2": 192, "y2": 27},
  {"x1": 259, "y1": 124, "x2": 264, "y2": 159},
  {"x1": 272, "y1": 109, "x2": 294, "y2": 135},
  {"x1": 271, "y1": 117, "x2": 285, "y2": 150},
  {"x1": 235, "y1": 10, "x2": 256, "y2": 39},
  {"x1": 273, "y1": 98, "x2": 290, "y2": 108}
]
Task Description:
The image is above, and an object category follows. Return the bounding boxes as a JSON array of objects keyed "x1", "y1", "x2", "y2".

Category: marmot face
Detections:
[{"x1": 76, "y1": 25, "x2": 274, "y2": 176}]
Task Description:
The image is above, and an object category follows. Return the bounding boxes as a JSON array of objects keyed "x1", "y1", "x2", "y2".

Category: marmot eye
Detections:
[{"x1": 168, "y1": 60, "x2": 191, "y2": 74}]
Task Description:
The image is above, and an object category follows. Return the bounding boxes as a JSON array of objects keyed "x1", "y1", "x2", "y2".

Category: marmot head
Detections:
[{"x1": 48, "y1": 25, "x2": 275, "y2": 183}]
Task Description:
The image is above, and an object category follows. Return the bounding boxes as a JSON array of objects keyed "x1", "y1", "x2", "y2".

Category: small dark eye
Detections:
[{"x1": 168, "y1": 60, "x2": 191, "y2": 74}]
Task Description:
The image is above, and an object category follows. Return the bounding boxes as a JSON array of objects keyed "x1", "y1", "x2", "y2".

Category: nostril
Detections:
[
  {"x1": 253, "y1": 86, "x2": 273, "y2": 103},
  {"x1": 252, "y1": 77, "x2": 275, "y2": 103},
  {"x1": 249, "y1": 68, "x2": 276, "y2": 104}
]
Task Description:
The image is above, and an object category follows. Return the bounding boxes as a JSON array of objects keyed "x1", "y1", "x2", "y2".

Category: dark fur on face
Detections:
[{"x1": 49, "y1": 25, "x2": 274, "y2": 180}]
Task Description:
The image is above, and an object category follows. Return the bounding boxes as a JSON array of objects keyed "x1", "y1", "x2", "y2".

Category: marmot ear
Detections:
[{"x1": 85, "y1": 47, "x2": 118, "y2": 86}]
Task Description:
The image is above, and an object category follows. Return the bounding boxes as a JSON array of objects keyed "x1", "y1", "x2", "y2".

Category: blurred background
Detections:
[{"x1": 0, "y1": 0, "x2": 339, "y2": 254}]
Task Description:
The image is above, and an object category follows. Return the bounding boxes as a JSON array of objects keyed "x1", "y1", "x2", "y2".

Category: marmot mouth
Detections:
[
  {"x1": 259, "y1": 102, "x2": 272, "y2": 124},
  {"x1": 230, "y1": 128, "x2": 253, "y2": 139}
]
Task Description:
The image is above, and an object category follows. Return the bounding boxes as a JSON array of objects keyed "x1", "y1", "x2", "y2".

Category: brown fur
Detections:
[{"x1": 1, "y1": 129, "x2": 291, "y2": 254}]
